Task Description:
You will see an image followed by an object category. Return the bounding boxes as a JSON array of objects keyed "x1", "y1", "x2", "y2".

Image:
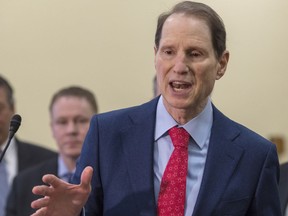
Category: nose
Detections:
[
  {"x1": 173, "y1": 54, "x2": 189, "y2": 74},
  {"x1": 66, "y1": 121, "x2": 78, "y2": 134}
]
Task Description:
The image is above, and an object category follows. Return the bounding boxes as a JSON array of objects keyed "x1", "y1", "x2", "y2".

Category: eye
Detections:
[
  {"x1": 159, "y1": 47, "x2": 175, "y2": 60},
  {"x1": 55, "y1": 119, "x2": 68, "y2": 126},
  {"x1": 161, "y1": 48, "x2": 174, "y2": 56},
  {"x1": 188, "y1": 50, "x2": 201, "y2": 58},
  {"x1": 163, "y1": 49, "x2": 173, "y2": 55},
  {"x1": 75, "y1": 117, "x2": 89, "y2": 125}
]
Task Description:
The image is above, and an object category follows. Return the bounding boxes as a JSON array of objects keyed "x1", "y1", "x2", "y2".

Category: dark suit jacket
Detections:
[
  {"x1": 15, "y1": 138, "x2": 57, "y2": 172},
  {"x1": 72, "y1": 97, "x2": 281, "y2": 216},
  {"x1": 6, "y1": 158, "x2": 58, "y2": 216},
  {"x1": 279, "y1": 162, "x2": 288, "y2": 215}
]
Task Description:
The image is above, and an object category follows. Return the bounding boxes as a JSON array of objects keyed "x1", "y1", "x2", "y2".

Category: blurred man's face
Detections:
[
  {"x1": 50, "y1": 96, "x2": 94, "y2": 160},
  {"x1": 0, "y1": 87, "x2": 14, "y2": 145}
]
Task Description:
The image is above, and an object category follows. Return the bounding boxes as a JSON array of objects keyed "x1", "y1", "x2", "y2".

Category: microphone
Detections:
[{"x1": 0, "y1": 114, "x2": 22, "y2": 163}]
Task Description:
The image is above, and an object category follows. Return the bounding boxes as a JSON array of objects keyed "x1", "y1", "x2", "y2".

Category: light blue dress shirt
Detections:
[
  {"x1": 58, "y1": 157, "x2": 74, "y2": 183},
  {"x1": 154, "y1": 96, "x2": 213, "y2": 215}
]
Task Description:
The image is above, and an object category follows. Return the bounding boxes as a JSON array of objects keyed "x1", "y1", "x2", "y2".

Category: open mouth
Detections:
[{"x1": 170, "y1": 81, "x2": 191, "y2": 90}]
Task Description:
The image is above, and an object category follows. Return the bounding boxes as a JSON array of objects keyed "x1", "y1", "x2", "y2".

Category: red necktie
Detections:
[{"x1": 157, "y1": 127, "x2": 190, "y2": 216}]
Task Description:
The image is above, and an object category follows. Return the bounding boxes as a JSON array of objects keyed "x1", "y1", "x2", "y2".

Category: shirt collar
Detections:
[
  {"x1": 0, "y1": 137, "x2": 17, "y2": 164},
  {"x1": 155, "y1": 96, "x2": 213, "y2": 149},
  {"x1": 58, "y1": 156, "x2": 72, "y2": 178},
  {"x1": 1, "y1": 137, "x2": 18, "y2": 184}
]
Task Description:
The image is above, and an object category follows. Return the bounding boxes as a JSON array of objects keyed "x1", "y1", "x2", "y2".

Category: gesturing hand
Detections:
[{"x1": 31, "y1": 166, "x2": 93, "y2": 216}]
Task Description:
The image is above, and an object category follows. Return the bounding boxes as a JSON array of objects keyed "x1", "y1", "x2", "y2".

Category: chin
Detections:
[
  {"x1": 65, "y1": 149, "x2": 81, "y2": 156},
  {"x1": 168, "y1": 101, "x2": 192, "y2": 112}
]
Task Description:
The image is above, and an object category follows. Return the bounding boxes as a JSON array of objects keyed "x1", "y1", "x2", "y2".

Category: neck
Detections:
[{"x1": 165, "y1": 99, "x2": 208, "y2": 125}]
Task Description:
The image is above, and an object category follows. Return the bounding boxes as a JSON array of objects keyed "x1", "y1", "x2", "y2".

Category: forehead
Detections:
[
  {"x1": 51, "y1": 96, "x2": 93, "y2": 116},
  {"x1": 160, "y1": 13, "x2": 212, "y2": 46}
]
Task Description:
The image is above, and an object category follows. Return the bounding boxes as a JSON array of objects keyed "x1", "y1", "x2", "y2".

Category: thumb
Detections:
[{"x1": 80, "y1": 166, "x2": 93, "y2": 190}]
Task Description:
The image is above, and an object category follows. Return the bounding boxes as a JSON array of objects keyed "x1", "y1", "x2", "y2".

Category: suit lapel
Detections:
[
  {"x1": 193, "y1": 107, "x2": 245, "y2": 215},
  {"x1": 120, "y1": 98, "x2": 158, "y2": 215}
]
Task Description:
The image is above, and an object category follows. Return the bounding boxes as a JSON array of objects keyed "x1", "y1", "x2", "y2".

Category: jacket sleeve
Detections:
[
  {"x1": 72, "y1": 116, "x2": 103, "y2": 216},
  {"x1": 247, "y1": 144, "x2": 282, "y2": 215}
]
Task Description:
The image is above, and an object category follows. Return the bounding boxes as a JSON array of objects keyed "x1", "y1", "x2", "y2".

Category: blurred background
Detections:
[{"x1": 0, "y1": 0, "x2": 287, "y2": 163}]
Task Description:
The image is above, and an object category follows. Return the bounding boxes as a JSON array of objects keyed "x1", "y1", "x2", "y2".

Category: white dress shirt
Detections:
[{"x1": 0, "y1": 137, "x2": 18, "y2": 186}]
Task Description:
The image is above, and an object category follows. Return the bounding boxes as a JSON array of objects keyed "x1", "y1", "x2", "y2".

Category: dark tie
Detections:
[
  {"x1": 157, "y1": 127, "x2": 190, "y2": 216},
  {"x1": 0, "y1": 151, "x2": 9, "y2": 216},
  {"x1": 62, "y1": 172, "x2": 73, "y2": 183}
]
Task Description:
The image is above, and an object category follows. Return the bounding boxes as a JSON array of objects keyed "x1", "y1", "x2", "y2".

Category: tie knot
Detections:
[
  {"x1": 168, "y1": 127, "x2": 190, "y2": 148},
  {"x1": 62, "y1": 172, "x2": 73, "y2": 182}
]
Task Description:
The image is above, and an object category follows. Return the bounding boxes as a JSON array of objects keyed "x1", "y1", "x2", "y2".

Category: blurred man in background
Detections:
[
  {"x1": 0, "y1": 75, "x2": 57, "y2": 216},
  {"x1": 280, "y1": 162, "x2": 288, "y2": 216},
  {"x1": 6, "y1": 86, "x2": 98, "y2": 216}
]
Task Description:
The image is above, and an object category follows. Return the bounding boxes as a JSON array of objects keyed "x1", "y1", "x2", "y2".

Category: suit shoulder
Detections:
[
  {"x1": 15, "y1": 158, "x2": 58, "y2": 181},
  {"x1": 16, "y1": 139, "x2": 57, "y2": 171},
  {"x1": 17, "y1": 140, "x2": 57, "y2": 156},
  {"x1": 213, "y1": 106, "x2": 274, "y2": 151},
  {"x1": 92, "y1": 97, "x2": 158, "y2": 125},
  {"x1": 280, "y1": 162, "x2": 288, "y2": 173}
]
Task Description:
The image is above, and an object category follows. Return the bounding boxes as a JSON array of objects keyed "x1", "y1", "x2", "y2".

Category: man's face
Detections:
[
  {"x1": 0, "y1": 87, "x2": 14, "y2": 145},
  {"x1": 50, "y1": 96, "x2": 94, "y2": 160},
  {"x1": 154, "y1": 13, "x2": 228, "y2": 121}
]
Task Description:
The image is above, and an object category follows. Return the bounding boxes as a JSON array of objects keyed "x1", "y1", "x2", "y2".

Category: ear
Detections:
[
  {"x1": 154, "y1": 46, "x2": 158, "y2": 68},
  {"x1": 154, "y1": 46, "x2": 158, "y2": 55},
  {"x1": 50, "y1": 120, "x2": 56, "y2": 139},
  {"x1": 216, "y1": 50, "x2": 229, "y2": 80}
]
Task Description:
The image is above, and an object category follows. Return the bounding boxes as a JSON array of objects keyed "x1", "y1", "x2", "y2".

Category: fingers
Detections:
[
  {"x1": 32, "y1": 185, "x2": 53, "y2": 197},
  {"x1": 31, "y1": 166, "x2": 92, "y2": 215},
  {"x1": 42, "y1": 174, "x2": 65, "y2": 188},
  {"x1": 31, "y1": 196, "x2": 50, "y2": 209},
  {"x1": 80, "y1": 166, "x2": 93, "y2": 191},
  {"x1": 30, "y1": 207, "x2": 48, "y2": 216}
]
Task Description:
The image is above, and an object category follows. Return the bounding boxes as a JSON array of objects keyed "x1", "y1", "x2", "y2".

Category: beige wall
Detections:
[{"x1": 0, "y1": 0, "x2": 287, "y2": 163}]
